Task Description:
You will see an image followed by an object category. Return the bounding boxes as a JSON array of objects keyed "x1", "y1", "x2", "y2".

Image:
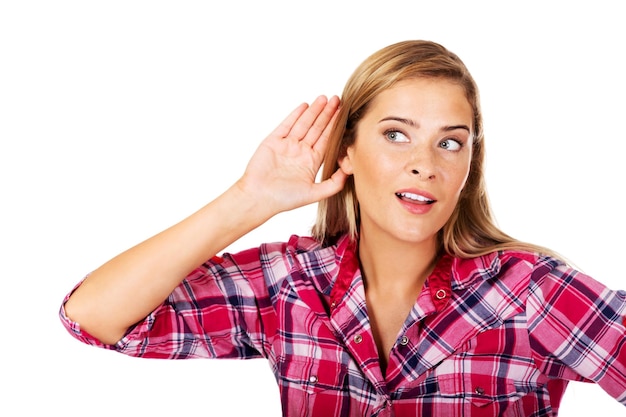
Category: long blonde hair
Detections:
[{"x1": 312, "y1": 40, "x2": 561, "y2": 260}]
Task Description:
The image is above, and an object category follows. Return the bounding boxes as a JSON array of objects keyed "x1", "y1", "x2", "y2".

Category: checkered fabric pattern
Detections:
[{"x1": 60, "y1": 234, "x2": 626, "y2": 416}]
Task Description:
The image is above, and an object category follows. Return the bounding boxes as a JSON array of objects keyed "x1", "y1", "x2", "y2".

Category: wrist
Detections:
[{"x1": 214, "y1": 182, "x2": 275, "y2": 234}]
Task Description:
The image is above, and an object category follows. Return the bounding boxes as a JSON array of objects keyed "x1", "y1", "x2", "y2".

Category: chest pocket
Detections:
[
  {"x1": 438, "y1": 373, "x2": 530, "y2": 417},
  {"x1": 277, "y1": 356, "x2": 349, "y2": 417}
]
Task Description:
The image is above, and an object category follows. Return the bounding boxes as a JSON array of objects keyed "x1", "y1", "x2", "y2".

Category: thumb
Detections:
[{"x1": 311, "y1": 168, "x2": 349, "y2": 201}]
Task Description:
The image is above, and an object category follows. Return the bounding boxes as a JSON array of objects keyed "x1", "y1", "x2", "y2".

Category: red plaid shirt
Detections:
[{"x1": 60, "y1": 234, "x2": 626, "y2": 416}]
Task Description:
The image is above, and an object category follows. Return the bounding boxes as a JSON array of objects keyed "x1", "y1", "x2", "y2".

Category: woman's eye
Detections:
[
  {"x1": 439, "y1": 138, "x2": 462, "y2": 151},
  {"x1": 385, "y1": 130, "x2": 409, "y2": 143}
]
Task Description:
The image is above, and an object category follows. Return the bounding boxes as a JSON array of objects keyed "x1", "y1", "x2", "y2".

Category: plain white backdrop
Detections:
[{"x1": 2, "y1": 1, "x2": 625, "y2": 415}]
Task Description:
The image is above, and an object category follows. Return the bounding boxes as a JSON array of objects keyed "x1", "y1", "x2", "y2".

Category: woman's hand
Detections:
[{"x1": 236, "y1": 95, "x2": 348, "y2": 217}]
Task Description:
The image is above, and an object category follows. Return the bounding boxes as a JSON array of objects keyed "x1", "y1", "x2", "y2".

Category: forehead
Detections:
[{"x1": 364, "y1": 78, "x2": 473, "y2": 126}]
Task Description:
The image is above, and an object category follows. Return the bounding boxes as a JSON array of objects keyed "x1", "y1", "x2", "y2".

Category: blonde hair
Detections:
[{"x1": 312, "y1": 40, "x2": 562, "y2": 260}]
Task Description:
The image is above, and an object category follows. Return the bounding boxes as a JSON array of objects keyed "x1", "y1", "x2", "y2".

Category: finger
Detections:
[
  {"x1": 311, "y1": 98, "x2": 340, "y2": 156},
  {"x1": 284, "y1": 95, "x2": 329, "y2": 141},
  {"x1": 269, "y1": 102, "x2": 309, "y2": 139},
  {"x1": 302, "y1": 95, "x2": 340, "y2": 148}
]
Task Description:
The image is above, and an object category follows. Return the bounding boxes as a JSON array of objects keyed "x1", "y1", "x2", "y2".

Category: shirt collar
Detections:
[
  {"x1": 328, "y1": 235, "x2": 456, "y2": 313},
  {"x1": 329, "y1": 235, "x2": 359, "y2": 309}
]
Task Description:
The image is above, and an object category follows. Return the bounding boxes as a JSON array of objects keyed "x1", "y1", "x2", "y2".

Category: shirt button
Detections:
[
  {"x1": 475, "y1": 386, "x2": 485, "y2": 395},
  {"x1": 309, "y1": 375, "x2": 318, "y2": 384},
  {"x1": 353, "y1": 334, "x2": 363, "y2": 344},
  {"x1": 330, "y1": 301, "x2": 337, "y2": 309},
  {"x1": 399, "y1": 335, "x2": 409, "y2": 346},
  {"x1": 435, "y1": 289, "x2": 447, "y2": 300}
]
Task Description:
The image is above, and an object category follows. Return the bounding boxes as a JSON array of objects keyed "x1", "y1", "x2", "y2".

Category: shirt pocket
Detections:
[
  {"x1": 277, "y1": 356, "x2": 349, "y2": 417},
  {"x1": 438, "y1": 373, "x2": 529, "y2": 416}
]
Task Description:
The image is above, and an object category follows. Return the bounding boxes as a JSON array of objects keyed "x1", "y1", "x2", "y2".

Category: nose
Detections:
[
  {"x1": 410, "y1": 169, "x2": 435, "y2": 179},
  {"x1": 408, "y1": 147, "x2": 436, "y2": 180}
]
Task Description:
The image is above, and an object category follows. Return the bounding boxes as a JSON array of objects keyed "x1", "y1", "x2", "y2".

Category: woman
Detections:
[{"x1": 60, "y1": 40, "x2": 626, "y2": 416}]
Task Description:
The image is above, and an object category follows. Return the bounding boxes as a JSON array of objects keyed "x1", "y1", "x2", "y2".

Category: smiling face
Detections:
[{"x1": 339, "y1": 77, "x2": 474, "y2": 249}]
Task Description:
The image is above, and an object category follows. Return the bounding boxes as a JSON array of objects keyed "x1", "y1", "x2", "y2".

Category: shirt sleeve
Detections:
[
  {"x1": 59, "y1": 245, "x2": 284, "y2": 360},
  {"x1": 526, "y1": 257, "x2": 626, "y2": 404}
]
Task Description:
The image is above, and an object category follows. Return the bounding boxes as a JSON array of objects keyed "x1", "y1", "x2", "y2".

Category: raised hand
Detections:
[{"x1": 236, "y1": 95, "x2": 348, "y2": 217}]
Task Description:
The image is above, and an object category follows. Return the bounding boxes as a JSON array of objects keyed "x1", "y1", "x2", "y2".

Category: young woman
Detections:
[{"x1": 60, "y1": 40, "x2": 626, "y2": 416}]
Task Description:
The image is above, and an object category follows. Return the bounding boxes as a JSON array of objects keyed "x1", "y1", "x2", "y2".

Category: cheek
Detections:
[
  {"x1": 443, "y1": 156, "x2": 472, "y2": 191},
  {"x1": 346, "y1": 147, "x2": 385, "y2": 177},
  {"x1": 355, "y1": 157, "x2": 397, "y2": 192},
  {"x1": 457, "y1": 168, "x2": 471, "y2": 193}
]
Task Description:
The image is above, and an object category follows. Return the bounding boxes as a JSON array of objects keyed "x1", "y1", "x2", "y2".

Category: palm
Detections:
[{"x1": 238, "y1": 95, "x2": 347, "y2": 214}]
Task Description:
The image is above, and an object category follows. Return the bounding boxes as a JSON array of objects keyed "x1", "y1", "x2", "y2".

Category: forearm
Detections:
[{"x1": 64, "y1": 183, "x2": 272, "y2": 345}]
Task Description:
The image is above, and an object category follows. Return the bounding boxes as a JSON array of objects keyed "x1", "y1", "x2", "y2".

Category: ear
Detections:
[{"x1": 338, "y1": 147, "x2": 355, "y2": 175}]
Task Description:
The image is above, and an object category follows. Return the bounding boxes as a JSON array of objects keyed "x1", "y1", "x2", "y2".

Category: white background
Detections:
[{"x1": 2, "y1": 1, "x2": 625, "y2": 415}]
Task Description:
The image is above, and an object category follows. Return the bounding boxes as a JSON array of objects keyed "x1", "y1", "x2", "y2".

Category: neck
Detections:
[{"x1": 358, "y1": 230, "x2": 439, "y2": 295}]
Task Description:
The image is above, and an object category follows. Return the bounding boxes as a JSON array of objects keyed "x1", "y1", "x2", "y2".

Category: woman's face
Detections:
[{"x1": 340, "y1": 78, "x2": 473, "y2": 247}]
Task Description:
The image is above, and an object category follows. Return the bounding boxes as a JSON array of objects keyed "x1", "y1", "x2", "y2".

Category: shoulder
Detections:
[
  {"x1": 449, "y1": 249, "x2": 566, "y2": 290},
  {"x1": 218, "y1": 234, "x2": 343, "y2": 274},
  {"x1": 256, "y1": 234, "x2": 334, "y2": 261}
]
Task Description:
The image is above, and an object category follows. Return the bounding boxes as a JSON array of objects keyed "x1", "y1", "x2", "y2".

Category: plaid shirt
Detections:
[{"x1": 60, "y1": 234, "x2": 626, "y2": 416}]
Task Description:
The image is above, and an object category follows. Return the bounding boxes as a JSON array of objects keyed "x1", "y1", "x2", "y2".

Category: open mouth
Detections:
[{"x1": 395, "y1": 192, "x2": 436, "y2": 205}]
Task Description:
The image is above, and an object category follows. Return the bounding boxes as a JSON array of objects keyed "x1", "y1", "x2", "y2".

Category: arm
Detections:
[
  {"x1": 526, "y1": 259, "x2": 626, "y2": 403},
  {"x1": 63, "y1": 95, "x2": 347, "y2": 345}
]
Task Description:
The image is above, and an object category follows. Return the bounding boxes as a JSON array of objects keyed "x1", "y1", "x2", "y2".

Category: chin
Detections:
[{"x1": 391, "y1": 228, "x2": 439, "y2": 246}]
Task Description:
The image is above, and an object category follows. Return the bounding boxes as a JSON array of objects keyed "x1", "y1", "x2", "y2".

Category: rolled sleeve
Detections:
[{"x1": 59, "y1": 248, "x2": 279, "y2": 360}]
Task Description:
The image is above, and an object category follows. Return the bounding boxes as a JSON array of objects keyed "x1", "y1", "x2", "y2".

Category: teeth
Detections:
[{"x1": 397, "y1": 192, "x2": 434, "y2": 202}]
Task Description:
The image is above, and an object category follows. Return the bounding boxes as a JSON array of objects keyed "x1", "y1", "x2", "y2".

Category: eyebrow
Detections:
[{"x1": 379, "y1": 116, "x2": 471, "y2": 134}]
